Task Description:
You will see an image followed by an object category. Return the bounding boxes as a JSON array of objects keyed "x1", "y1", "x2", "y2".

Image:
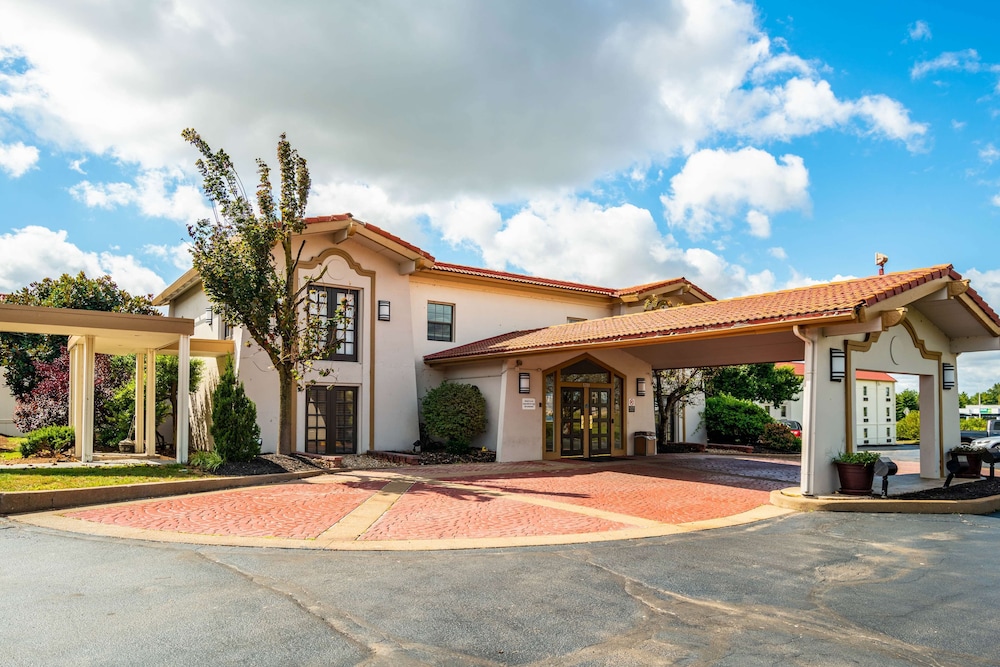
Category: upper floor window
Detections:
[
  {"x1": 427, "y1": 302, "x2": 454, "y2": 342},
  {"x1": 308, "y1": 286, "x2": 359, "y2": 361}
]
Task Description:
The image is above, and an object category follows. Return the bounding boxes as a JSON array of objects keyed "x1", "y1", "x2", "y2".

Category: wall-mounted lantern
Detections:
[
  {"x1": 205, "y1": 307, "x2": 213, "y2": 326},
  {"x1": 830, "y1": 348, "x2": 846, "y2": 382},
  {"x1": 942, "y1": 363, "x2": 956, "y2": 390},
  {"x1": 518, "y1": 372, "x2": 531, "y2": 394},
  {"x1": 636, "y1": 377, "x2": 647, "y2": 396},
  {"x1": 377, "y1": 300, "x2": 391, "y2": 322}
]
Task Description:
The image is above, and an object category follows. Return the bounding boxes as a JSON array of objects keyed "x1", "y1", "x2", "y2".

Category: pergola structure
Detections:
[{"x1": 0, "y1": 303, "x2": 231, "y2": 463}]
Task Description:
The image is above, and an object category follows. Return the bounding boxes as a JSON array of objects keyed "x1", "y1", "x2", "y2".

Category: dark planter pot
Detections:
[
  {"x1": 949, "y1": 451, "x2": 983, "y2": 478},
  {"x1": 835, "y1": 462, "x2": 875, "y2": 496}
]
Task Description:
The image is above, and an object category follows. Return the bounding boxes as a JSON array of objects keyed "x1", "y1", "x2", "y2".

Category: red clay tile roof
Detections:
[
  {"x1": 778, "y1": 362, "x2": 896, "y2": 382},
  {"x1": 304, "y1": 214, "x2": 436, "y2": 261},
  {"x1": 429, "y1": 263, "x2": 619, "y2": 296},
  {"x1": 426, "y1": 264, "x2": 991, "y2": 363},
  {"x1": 306, "y1": 214, "x2": 714, "y2": 299}
]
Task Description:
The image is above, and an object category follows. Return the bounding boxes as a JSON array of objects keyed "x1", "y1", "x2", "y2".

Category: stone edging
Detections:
[
  {"x1": 770, "y1": 487, "x2": 1000, "y2": 515},
  {"x1": 0, "y1": 469, "x2": 324, "y2": 515}
]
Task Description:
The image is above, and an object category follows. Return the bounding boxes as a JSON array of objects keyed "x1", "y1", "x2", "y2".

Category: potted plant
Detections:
[
  {"x1": 947, "y1": 443, "x2": 984, "y2": 479},
  {"x1": 832, "y1": 451, "x2": 882, "y2": 496}
]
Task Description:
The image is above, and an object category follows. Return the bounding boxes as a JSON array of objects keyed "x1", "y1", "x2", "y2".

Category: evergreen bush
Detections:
[
  {"x1": 20, "y1": 425, "x2": 75, "y2": 458},
  {"x1": 896, "y1": 410, "x2": 920, "y2": 441},
  {"x1": 211, "y1": 356, "x2": 261, "y2": 462},
  {"x1": 758, "y1": 421, "x2": 801, "y2": 452},
  {"x1": 704, "y1": 394, "x2": 772, "y2": 445},
  {"x1": 421, "y1": 382, "x2": 487, "y2": 454}
]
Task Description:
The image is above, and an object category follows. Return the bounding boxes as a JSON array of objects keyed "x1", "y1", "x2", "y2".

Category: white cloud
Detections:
[
  {"x1": 980, "y1": 144, "x2": 1000, "y2": 164},
  {"x1": 68, "y1": 157, "x2": 87, "y2": 174},
  {"x1": 0, "y1": 226, "x2": 165, "y2": 296},
  {"x1": 0, "y1": 0, "x2": 925, "y2": 202},
  {"x1": 661, "y1": 147, "x2": 810, "y2": 238},
  {"x1": 728, "y1": 78, "x2": 928, "y2": 150},
  {"x1": 0, "y1": 141, "x2": 39, "y2": 177},
  {"x1": 768, "y1": 247, "x2": 787, "y2": 260},
  {"x1": 68, "y1": 169, "x2": 211, "y2": 222},
  {"x1": 430, "y1": 195, "x2": 772, "y2": 299},
  {"x1": 907, "y1": 21, "x2": 932, "y2": 42},
  {"x1": 745, "y1": 210, "x2": 771, "y2": 238},
  {"x1": 144, "y1": 242, "x2": 192, "y2": 271},
  {"x1": 992, "y1": 194, "x2": 1000, "y2": 208},
  {"x1": 911, "y1": 49, "x2": 990, "y2": 79}
]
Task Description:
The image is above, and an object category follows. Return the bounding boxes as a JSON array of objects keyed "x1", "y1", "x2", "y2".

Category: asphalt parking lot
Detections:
[{"x1": 3, "y1": 508, "x2": 998, "y2": 666}]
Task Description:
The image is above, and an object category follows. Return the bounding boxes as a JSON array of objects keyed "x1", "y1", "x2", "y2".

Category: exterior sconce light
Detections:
[
  {"x1": 636, "y1": 377, "x2": 646, "y2": 396},
  {"x1": 377, "y1": 300, "x2": 391, "y2": 322},
  {"x1": 205, "y1": 307, "x2": 213, "y2": 326},
  {"x1": 830, "y1": 348, "x2": 846, "y2": 382},
  {"x1": 518, "y1": 372, "x2": 531, "y2": 394},
  {"x1": 942, "y1": 363, "x2": 956, "y2": 390}
]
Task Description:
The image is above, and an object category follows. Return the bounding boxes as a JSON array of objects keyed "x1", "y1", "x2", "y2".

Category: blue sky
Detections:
[{"x1": 1, "y1": 1, "x2": 999, "y2": 393}]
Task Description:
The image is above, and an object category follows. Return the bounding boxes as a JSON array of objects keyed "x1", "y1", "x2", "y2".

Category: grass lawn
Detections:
[
  {"x1": 0, "y1": 436, "x2": 24, "y2": 461},
  {"x1": 0, "y1": 465, "x2": 209, "y2": 493}
]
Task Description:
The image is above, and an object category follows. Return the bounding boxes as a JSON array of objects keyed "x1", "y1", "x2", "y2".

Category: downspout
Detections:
[{"x1": 793, "y1": 325, "x2": 819, "y2": 496}]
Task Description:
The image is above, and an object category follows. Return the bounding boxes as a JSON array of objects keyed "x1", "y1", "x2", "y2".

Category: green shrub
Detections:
[
  {"x1": 211, "y1": 356, "x2": 260, "y2": 462},
  {"x1": 704, "y1": 394, "x2": 772, "y2": 445},
  {"x1": 758, "y1": 421, "x2": 801, "y2": 452},
  {"x1": 833, "y1": 451, "x2": 882, "y2": 466},
  {"x1": 960, "y1": 416, "x2": 987, "y2": 430},
  {"x1": 189, "y1": 449, "x2": 224, "y2": 473},
  {"x1": 421, "y1": 382, "x2": 487, "y2": 454},
  {"x1": 896, "y1": 410, "x2": 920, "y2": 441},
  {"x1": 21, "y1": 425, "x2": 75, "y2": 458}
]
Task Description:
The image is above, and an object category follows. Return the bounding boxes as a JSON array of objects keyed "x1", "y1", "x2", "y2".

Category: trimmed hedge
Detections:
[
  {"x1": 704, "y1": 394, "x2": 772, "y2": 446},
  {"x1": 759, "y1": 421, "x2": 801, "y2": 452},
  {"x1": 21, "y1": 425, "x2": 75, "y2": 458},
  {"x1": 421, "y1": 382, "x2": 487, "y2": 454}
]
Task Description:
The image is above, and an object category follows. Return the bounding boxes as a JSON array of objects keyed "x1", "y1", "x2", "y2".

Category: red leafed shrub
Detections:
[{"x1": 14, "y1": 346, "x2": 130, "y2": 439}]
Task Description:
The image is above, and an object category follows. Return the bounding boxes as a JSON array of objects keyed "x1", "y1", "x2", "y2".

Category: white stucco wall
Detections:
[{"x1": 0, "y1": 376, "x2": 21, "y2": 437}]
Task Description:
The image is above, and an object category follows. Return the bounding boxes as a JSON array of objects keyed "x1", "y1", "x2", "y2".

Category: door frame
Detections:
[{"x1": 542, "y1": 354, "x2": 627, "y2": 460}]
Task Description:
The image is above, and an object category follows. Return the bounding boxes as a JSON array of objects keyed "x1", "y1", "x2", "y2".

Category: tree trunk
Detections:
[{"x1": 277, "y1": 366, "x2": 294, "y2": 455}]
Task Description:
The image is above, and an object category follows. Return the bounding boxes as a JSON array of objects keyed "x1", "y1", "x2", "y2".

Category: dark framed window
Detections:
[
  {"x1": 308, "y1": 286, "x2": 359, "y2": 361},
  {"x1": 305, "y1": 385, "x2": 357, "y2": 455},
  {"x1": 427, "y1": 302, "x2": 454, "y2": 342}
]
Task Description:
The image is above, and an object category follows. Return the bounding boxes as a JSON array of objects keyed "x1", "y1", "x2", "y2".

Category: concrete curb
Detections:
[
  {"x1": 0, "y1": 469, "x2": 324, "y2": 515},
  {"x1": 770, "y1": 487, "x2": 1000, "y2": 514}
]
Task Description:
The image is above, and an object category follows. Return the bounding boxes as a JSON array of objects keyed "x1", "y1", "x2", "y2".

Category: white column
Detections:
[
  {"x1": 176, "y1": 336, "x2": 191, "y2": 464},
  {"x1": 69, "y1": 342, "x2": 83, "y2": 459},
  {"x1": 81, "y1": 335, "x2": 96, "y2": 463},
  {"x1": 798, "y1": 329, "x2": 819, "y2": 496},
  {"x1": 145, "y1": 349, "x2": 156, "y2": 456},
  {"x1": 134, "y1": 353, "x2": 145, "y2": 454},
  {"x1": 919, "y1": 374, "x2": 940, "y2": 479}
]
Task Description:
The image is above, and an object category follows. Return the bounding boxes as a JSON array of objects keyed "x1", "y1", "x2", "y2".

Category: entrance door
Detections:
[
  {"x1": 559, "y1": 385, "x2": 613, "y2": 457},
  {"x1": 560, "y1": 387, "x2": 585, "y2": 457},
  {"x1": 589, "y1": 388, "x2": 612, "y2": 456}
]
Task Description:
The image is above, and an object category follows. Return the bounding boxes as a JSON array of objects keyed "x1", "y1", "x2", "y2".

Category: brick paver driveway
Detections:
[{"x1": 31, "y1": 454, "x2": 798, "y2": 549}]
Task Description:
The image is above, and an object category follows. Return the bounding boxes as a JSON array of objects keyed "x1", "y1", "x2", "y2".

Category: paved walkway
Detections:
[{"x1": 14, "y1": 455, "x2": 799, "y2": 550}]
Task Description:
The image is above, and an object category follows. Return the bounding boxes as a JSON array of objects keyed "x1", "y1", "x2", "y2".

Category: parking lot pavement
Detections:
[{"x1": 2, "y1": 509, "x2": 999, "y2": 665}]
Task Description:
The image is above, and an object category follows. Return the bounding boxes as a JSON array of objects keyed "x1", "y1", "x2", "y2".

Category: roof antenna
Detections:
[{"x1": 875, "y1": 253, "x2": 888, "y2": 276}]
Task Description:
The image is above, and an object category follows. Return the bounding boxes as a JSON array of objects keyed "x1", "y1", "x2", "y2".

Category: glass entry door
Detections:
[
  {"x1": 589, "y1": 388, "x2": 612, "y2": 456},
  {"x1": 559, "y1": 385, "x2": 613, "y2": 458},
  {"x1": 560, "y1": 388, "x2": 585, "y2": 457}
]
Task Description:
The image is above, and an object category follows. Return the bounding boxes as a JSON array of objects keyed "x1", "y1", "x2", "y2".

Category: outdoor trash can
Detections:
[{"x1": 633, "y1": 431, "x2": 656, "y2": 456}]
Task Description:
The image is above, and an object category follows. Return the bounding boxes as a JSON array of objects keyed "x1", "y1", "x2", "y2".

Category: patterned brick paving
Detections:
[
  {"x1": 64, "y1": 456, "x2": 796, "y2": 543},
  {"x1": 68, "y1": 481, "x2": 385, "y2": 539},
  {"x1": 358, "y1": 483, "x2": 631, "y2": 541},
  {"x1": 433, "y1": 466, "x2": 784, "y2": 525}
]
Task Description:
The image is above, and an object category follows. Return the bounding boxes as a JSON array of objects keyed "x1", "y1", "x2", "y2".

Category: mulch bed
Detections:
[
  {"x1": 215, "y1": 449, "x2": 497, "y2": 476},
  {"x1": 892, "y1": 477, "x2": 1000, "y2": 501}
]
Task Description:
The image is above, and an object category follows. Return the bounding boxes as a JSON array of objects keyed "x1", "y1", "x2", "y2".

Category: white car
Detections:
[{"x1": 970, "y1": 436, "x2": 1000, "y2": 449}]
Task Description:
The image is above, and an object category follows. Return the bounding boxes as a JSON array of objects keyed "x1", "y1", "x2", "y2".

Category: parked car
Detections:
[
  {"x1": 960, "y1": 419, "x2": 1000, "y2": 444},
  {"x1": 778, "y1": 419, "x2": 802, "y2": 438}
]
